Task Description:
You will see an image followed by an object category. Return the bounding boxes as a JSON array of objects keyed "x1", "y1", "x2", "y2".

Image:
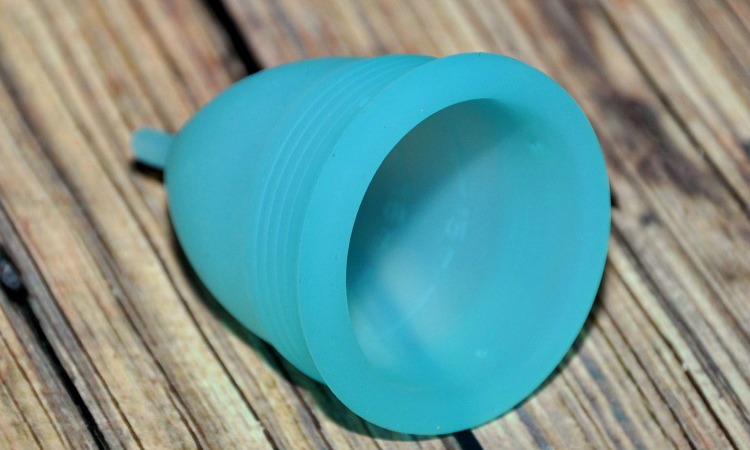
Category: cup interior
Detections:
[{"x1": 347, "y1": 98, "x2": 592, "y2": 389}]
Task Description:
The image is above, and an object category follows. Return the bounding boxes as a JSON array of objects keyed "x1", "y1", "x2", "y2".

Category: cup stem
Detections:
[{"x1": 131, "y1": 127, "x2": 174, "y2": 170}]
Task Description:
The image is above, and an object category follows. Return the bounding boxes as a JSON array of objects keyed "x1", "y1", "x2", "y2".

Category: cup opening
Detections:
[{"x1": 346, "y1": 98, "x2": 592, "y2": 390}]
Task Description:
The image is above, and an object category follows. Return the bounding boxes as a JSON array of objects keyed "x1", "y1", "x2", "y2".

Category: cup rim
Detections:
[{"x1": 297, "y1": 52, "x2": 610, "y2": 434}]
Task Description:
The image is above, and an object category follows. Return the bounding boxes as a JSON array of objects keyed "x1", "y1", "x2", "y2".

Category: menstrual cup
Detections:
[{"x1": 132, "y1": 53, "x2": 610, "y2": 435}]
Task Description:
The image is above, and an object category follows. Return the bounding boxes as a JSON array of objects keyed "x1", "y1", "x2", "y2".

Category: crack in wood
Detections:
[{"x1": 0, "y1": 242, "x2": 108, "y2": 449}]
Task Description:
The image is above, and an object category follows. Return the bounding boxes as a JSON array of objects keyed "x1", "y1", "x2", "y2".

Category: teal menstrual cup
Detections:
[{"x1": 132, "y1": 53, "x2": 610, "y2": 435}]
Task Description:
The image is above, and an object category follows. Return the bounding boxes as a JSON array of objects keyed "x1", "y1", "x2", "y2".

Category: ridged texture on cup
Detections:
[
  {"x1": 255, "y1": 56, "x2": 432, "y2": 375},
  {"x1": 167, "y1": 55, "x2": 433, "y2": 378}
]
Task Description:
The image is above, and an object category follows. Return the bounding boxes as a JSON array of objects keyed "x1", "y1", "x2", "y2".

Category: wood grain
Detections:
[
  {"x1": 0, "y1": 252, "x2": 98, "y2": 450},
  {"x1": 0, "y1": 0, "x2": 748, "y2": 448}
]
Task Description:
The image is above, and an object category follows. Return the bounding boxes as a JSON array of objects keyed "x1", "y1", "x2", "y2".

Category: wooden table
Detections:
[{"x1": 0, "y1": 0, "x2": 748, "y2": 448}]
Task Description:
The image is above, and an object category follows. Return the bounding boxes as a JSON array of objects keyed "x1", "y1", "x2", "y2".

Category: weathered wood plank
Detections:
[
  {"x1": 0, "y1": 71, "x2": 256, "y2": 449},
  {"x1": 221, "y1": 0, "x2": 750, "y2": 448},
  {"x1": 0, "y1": 253, "x2": 98, "y2": 450},
  {"x1": 0, "y1": 1, "x2": 270, "y2": 448},
  {"x1": 599, "y1": 0, "x2": 750, "y2": 208}
]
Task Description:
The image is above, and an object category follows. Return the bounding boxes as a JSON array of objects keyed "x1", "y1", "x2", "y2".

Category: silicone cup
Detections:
[{"x1": 132, "y1": 53, "x2": 610, "y2": 435}]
